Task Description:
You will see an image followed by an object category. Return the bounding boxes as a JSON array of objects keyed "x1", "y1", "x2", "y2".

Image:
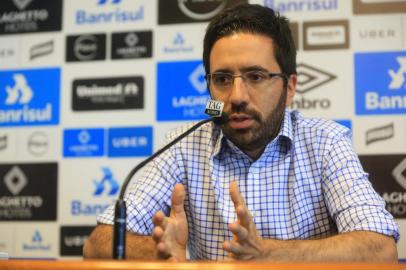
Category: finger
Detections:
[
  {"x1": 229, "y1": 222, "x2": 248, "y2": 241},
  {"x1": 171, "y1": 183, "x2": 186, "y2": 215},
  {"x1": 156, "y1": 242, "x2": 171, "y2": 259},
  {"x1": 152, "y1": 226, "x2": 164, "y2": 243},
  {"x1": 223, "y1": 240, "x2": 244, "y2": 256},
  {"x1": 153, "y1": 211, "x2": 168, "y2": 228},
  {"x1": 230, "y1": 181, "x2": 245, "y2": 210},
  {"x1": 236, "y1": 204, "x2": 252, "y2": 229}
]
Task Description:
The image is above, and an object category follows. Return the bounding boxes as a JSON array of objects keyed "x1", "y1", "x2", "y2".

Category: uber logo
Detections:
[
  {"x1": 60, "y1": 226, "x2": 94, "y2": 256},
  {"x1": 66, "y1": 34, "x2": 106, "y2": 62},
  {"x1": 303, "y1": 20, "x2": 349, "y2": 50}
]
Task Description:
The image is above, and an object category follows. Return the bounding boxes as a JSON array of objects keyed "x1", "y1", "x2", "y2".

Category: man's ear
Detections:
[{"x1": 285, "y1": 74, "x2": 297, "y2": 107}]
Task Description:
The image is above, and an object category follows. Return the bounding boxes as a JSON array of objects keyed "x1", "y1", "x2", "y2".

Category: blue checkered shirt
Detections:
[{"x1": 98, "y1": 109, "x2": 400, "y2": 260}]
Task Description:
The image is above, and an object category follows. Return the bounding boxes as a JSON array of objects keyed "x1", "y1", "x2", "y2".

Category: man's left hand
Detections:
[{"x1": 223, "y1": 181, "x2": 267, "y2": 260}]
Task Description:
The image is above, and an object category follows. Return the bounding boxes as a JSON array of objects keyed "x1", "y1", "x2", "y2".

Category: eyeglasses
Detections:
[{"x1": 205, "y1": 70, "x2": 287, "y2": 91}]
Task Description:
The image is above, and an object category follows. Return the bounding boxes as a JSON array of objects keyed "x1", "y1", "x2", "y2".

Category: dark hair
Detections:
[{"x1": 203, "y1": 4, "x2": 296, "y2": 76}]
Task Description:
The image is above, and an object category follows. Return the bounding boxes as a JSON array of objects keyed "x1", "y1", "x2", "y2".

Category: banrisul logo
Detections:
[
  {"x1": 157, "y1": 61, "x2": 209, "y2": 121},
  {"x1": 355, "y1": 52, "x2": 406, "y2": 115},
  {"x1": 75, "y1": 0, "x2": 144, "y2": 25},
  {"x1": 263, "y1": 0, "x2": 338, "y2": 13},
  {"x1": 0, "y1": 68, "x2": 60, "y2": 127},
  {"x1": 71, "y1": 167, "x2": 118, "y2": 216},
  {"x1": 23, "y1": 230, "x2": 51, "y2": 251}
]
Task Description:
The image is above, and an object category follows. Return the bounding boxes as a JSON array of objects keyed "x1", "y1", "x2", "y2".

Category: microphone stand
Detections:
[{"x1": 113, "y1": 116, "x2": 225, "y2": 259}]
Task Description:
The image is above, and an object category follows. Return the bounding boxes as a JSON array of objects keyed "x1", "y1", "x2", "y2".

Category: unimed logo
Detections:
[
  {"x1": 157, "y1": 61, "x2": 210, "y2": 121},
  {"x1": 355, "y1": 52, "x2": 406, "y2": 115},
  {"x1": 72, "y1": 76, "x2": 144, "y2": 111},
  {"x1": 0, "y1": 68, "x2": 60, "y2": 127}
]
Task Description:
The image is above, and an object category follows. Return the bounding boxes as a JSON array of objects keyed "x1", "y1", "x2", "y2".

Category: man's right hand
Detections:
[{"x1": 152, "y1": 183, "x2": 188, "y2": 261}]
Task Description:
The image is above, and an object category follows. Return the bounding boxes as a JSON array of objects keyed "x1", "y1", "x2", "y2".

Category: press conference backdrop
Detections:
[{"x1": 0, "y1": 0, "x2": 405, "y2": 260}]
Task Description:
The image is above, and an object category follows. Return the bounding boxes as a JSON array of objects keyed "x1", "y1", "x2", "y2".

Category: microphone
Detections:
[{"x1": 113, "y1": 99, "x2": 228, "y2": 259}]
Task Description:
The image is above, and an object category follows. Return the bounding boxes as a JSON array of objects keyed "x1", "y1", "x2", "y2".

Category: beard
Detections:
[{"x1": 221, "y1": 87, "x2": 287, "y2": 153}]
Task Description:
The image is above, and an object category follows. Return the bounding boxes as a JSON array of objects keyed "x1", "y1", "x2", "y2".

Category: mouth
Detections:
[{"x1": 228, "y1": 114, "x2": 255, "y2": 130}]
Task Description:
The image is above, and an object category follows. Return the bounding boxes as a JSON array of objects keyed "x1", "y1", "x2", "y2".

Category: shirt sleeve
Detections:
[
  {"x1": 96, "y1": 145, "x2": 183, "y2": 235},
  {"x1": 321, "y1": 131, "x2": 400, "y2": 242}
]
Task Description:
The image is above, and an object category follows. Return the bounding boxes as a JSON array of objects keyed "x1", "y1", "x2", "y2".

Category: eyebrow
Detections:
[{"x1": 211, "y1": 65, "x2": 270, "y2": 74}]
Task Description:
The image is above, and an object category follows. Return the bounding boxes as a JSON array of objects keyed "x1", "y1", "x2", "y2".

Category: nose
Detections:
[{"x1": 228, "y1": 76, "x2": 250, "y2": 108}]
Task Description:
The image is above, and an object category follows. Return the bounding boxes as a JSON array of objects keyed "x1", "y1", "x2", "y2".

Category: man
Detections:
[{"x1": 83, "y1": 4, "x2": 399, "y2": 261}]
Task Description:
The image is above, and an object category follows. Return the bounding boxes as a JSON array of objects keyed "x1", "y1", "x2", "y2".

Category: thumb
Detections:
[{"x1": 171, "y1": 183, "x2": 185, "y2": 215}]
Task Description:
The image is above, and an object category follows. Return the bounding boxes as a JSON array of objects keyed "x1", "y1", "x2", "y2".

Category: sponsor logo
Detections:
[
  {"x1": 360, "y1": 155, "x2": 406, "y2": 218},
  {"x1": 163, "y1": 32, "x2": 194, "y2": 54},
  {"x1": 30, "y1": 40, "x2": 53, "y2": 60},
  {"x1": 75, "y1": 0, "x2": 143, "y2": 25},
  {"x1": 63, "y1": 128, "x2": 104, "y2": 157},
  {"x1": 355, "y1": 52, "x2": 406, "y2": 115},
  {"x1": 358, "y1": 27, "x2": 397, "y2": 41},
  {"x1": 107, "y1": 127, "x2": 153, "y2": 157},
  {"x1": 111, "y1": 31, "x2": 152, "y2": 59},
  {"x1": 22, "y1": 230, "x2": 51, "y2": 251},
  {"x1": 366, "y1": 123, "x2": 394, "y2": 145},
  {"x1": 393, "y1": 158, "x2": 406, "y2": 190},
  {"x1": 335, "y1": 119, "x2": 352, "y2": 130},
  {"x1": 158, "y1": 0, "x2": 246, "y2": 24},
  {"x1": 71, "y1": 167, "x2": 118, "y2": 216},
  {"x1": 27, "y1": 131, "x2": 48, "y2": 156},
  {"x1": 353, "y1": 0, "x2": 406, "y2": 14},
  {"x1": 263, "y1": 0, "x2": 338, "y2": 13},
  {"x1": 0, "y1": 134, "x2": 7, "y2": 151},
  {"x1": 66, "y1": 34, "x2": 106, "y2": 62},
  {"x1": 303, "y1": 20, "x2": 349, "y2": 50},
  {"x1": 0, "y1": 0, "x2": 62, "y2": 35},
  {"x1": 0, "y1": 163, "x2": 57, "y2": 221},
  {"x1": 289, "y1": 22, "x2": 299, "y2": 50},
  {"x1": 60, "y1": 226, "x2": 94, "y2": 256},
  {"x1": 290, "y1": 63, "x2": 336, "y2": 110},
  {"x1": 0, "y1": 48, "x2": 15, "y2": 58},
  {"x1": 157, "y1": 61, "x2": 210, "y2": 121},
  {"x1": 0, "y1": 68, "x2": 60, "y2": 127},
  {"x1": 4, "y1": 166, "x2": 27, "y2": 195},
  {"x1": 72, "y1": 76, "x2": 144, "y2": 111}
]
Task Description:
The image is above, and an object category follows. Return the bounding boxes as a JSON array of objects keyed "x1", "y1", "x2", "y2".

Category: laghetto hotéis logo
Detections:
[
  {"x1": 0, "y1": 68, "x2": 60, "y2": 127},
  {"x1": 355, "y1": 51, "x2": 406, "y2": 115}
]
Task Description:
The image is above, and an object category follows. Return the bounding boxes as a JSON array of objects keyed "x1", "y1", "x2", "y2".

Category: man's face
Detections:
[{"x1": 209, "y1": 33, "x2": 296, "y2": 157}]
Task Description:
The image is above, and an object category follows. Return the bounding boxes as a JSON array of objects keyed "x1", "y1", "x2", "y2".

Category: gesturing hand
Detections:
[
  {"x1": 152, "y1": 183, "x2": 188, "y2": 261},
  {"x1": 223, "y1": 181, "x2": 266, "y2": 260}
]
